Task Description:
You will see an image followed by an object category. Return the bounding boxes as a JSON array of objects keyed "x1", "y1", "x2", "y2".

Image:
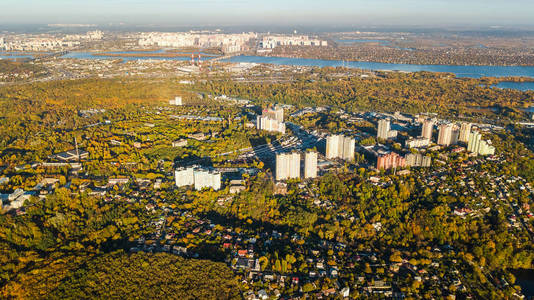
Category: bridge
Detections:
[
  {"x1": 32, "y1": 51, "x2": 69, "y2": 61},
  {"x1": 208, "y1": 53, "x2": 242, "y2": 63}
]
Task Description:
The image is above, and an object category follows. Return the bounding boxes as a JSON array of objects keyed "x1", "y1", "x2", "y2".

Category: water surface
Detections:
[
  {"x1": 493, "y1": 81, "x2": 534, "y2": 91},
  {"x1": 58, "y1": 52, "x2": 534, "y2": 80},
  {"x1": 223, "y1": 55, "x2": 534, "y2": 79}
]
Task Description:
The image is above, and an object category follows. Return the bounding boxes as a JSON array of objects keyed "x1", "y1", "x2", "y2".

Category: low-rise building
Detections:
[
  {"x1": 172, "y1": 139, "x2": 188, "y2": 147},
  {"x1": 405, "y1": 137, "x2": 430, "y2": 149}
]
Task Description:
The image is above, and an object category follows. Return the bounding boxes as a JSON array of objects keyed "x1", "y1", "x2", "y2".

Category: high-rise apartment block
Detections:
[
  {"x1": 421, "y1": 119, "x2": 434, "y2": 140},
  {"x1": 138, "y1": 32, "x2": 256, "y2": 51},
  {"x1": 377, "y1": 119, "x2": 390, "y2": 140},
  {"x1": 326, "y1": 134, "x2": 355, "y2": 161},
  {"x1": 304, "y1": 151, "x2": 318, "y2": 179},
  {"x1": 458, "y1": 123, "x2": 472, "y2": 143},
  {"x1": 326, "y1": 135, "x2": 342, "y2": 159},
  {"x1": 175, "y1": 167, "x2": 195, "y2": 187},
  {"x1": 260, "y1": 35, "x2": 328, "y2": 49},
  {"x1": 405, "y1": 153, "x2": 432, "y2": 167},
  {"x1": 276, "y1": 152, "x2": 301, "y2": 181},
  {"x1": 342, "y1": 136, "x2": 355, "y2": 161},
  {"x1": 256, "y1": 105, "x2": 285, "y2": 134},
  {"x1": 169, "y1": 96, "x2": 182, "y2": 106},
  {"x1": 467, "y1": 132, "x2": 495, "y2": 156},
  {"x1": 437, "y1": 123, "x2": 459, "y2": 146},
  {"x1": 194, "y1": 169, "x2": 222, "y2": 191},
  {"x1": 175, "y1": 166, "x2": 221, "y2": 190},
  {"x1": 256, "y1": 116, "x2": 286, "y2": 134},
  {"x1": 377, "y1": 152, "x2": 406, "y2": 170},
  {"x1": 377, "y1": 118, "x2": 398, "y2": 140},
  {"x1": 262, "y1": 105, "x2": 284, "y2": 122}
]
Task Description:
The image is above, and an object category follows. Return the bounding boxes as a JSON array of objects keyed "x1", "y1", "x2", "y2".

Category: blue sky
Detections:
[{"x1": 1, "y1": 0, "x2": 533, "y2": 26}]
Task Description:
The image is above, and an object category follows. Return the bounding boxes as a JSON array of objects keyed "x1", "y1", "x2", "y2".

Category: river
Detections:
[
  {"x1": 4, "y1": 50, "x2": 534, "y2": 83},
  {"x1": 493, "y1": 81, "x2": 534, "y2": 91},
  {"x1": 223, "y1": 55, "x2": 534, "y2": 79},
  {"x1": 513, "y1": 269, "x2": 534, "y2": 298}
]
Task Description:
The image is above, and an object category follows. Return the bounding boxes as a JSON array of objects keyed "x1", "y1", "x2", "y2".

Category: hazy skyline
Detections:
[{"x1": 1, "y1": 0, "x2": 534, "y2": 27}]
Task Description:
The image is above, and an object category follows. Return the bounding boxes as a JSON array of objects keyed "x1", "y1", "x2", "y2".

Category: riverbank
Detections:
[
  {"x1": 492, "y1": 81, "x2": 534, "y2": 91},
  {"x1": 92, "y1": 52, "x2": 218, "y2": 58},
  {"x1": 261, "y1": 45, "x2": 534, "y2": 67}
]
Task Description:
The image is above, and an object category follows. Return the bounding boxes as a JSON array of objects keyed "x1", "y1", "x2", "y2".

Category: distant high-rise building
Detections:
[
  {"x1": 256, "y1": 105, "x2": 285, "y2": 134},
  {"x1": 289, "y1": 152, "x2": 301, "y2": 179},
  {"x1": 326, "y1": 134, "x2": 354, "y2": 161},
  {"x1": 467, "y1": 132, "x2": 481, "y2": 153},
  {"x1": 304, "y1": 151, "x2": 318, "y2": 179},
  {"x1": 421, "y1": 119, "x2": 434, "y2": 140},
  {"x1": 257, "y1": 115, "x2": 286, "y2": 134},
  {"x1": 326, "y1": 135, "x2": 342, "y2": 159},
  {"x1": 276, "y1": 152, "x2": 301, "y2": 181},
  {"x1": 459, "y1": 123, "x2": 472, "y2": 143},
  {"x1": 175, "y1": 167, "x2": 194, "y2": 187},
  {"x1": 194, "y1": 169, "x2": 222, "y2": 191},
  {"x1": 169, "y1": 96, "x2": 182, "y2": 106},
  {"x1": 467, "y1": 132, "x2": 495, "y2": 156},
  {"x1": 263, "y1": 105, "x2": 284, "y2": 123},
  {"x1": 377, "y1": 119, "x2": 391, "y2": 140},
  {"x1": 175, "y1": 166, "x2": 221, "y2": 190},
  {"x1": 437, "y1": 124, "x2": 451, "y2": 146},
  {"x1": 437, "y1": 123, "x2": 459, "y2": 146},
  {"x1": 377, "y1": 152, "x2": 406, "y2": 170},
  {"x1": 276, "y1": 154, "x2": 288, "y2": 181},
  {"x1": 342, "y1": 136, "x2": 355, "y2": 161}
]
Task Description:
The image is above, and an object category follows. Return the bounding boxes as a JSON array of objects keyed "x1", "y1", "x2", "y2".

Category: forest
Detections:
[
  {"x1": 0, "y1": 75, "x2": 533, "y2": 298},
  {"x1": 0, "y1": 60, "x2": 46, "y2": 82},
  {"x1": 197, "y1": 69, "x2": 533, "y2": 122}
]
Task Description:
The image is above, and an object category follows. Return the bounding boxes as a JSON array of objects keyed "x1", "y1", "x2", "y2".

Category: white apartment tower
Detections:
[
  {"x1": 289, "y1": 152, "x2": 301, "y2": 179},
  {"x1": 194, "y1": 169, "x2": 222, "y2": 191},
  {"x1": 467, "y1": 132, "x2": 495, "y2": 156},
  {"x1": 459, "y1": 123, "x2": 472, "y2": 143},
  {"x1": 421, "y1": 119, "x2": 434, "y2": 140},
  {"x1": 267, "y1": 105, "x2": 284, "y2": 123},
  {"x1": 304, "y1": 151, "x2": 318, "y2": 179},
  {"x1": 276, "y1": 152, "x2": 301, "y2": 181},
  {"x1": 175, "y1": 167, "x2": 195, "y2": 187},
  {"x1": 326, "y1": 135, "x2": 342, "y2": 159},
  {"x1": 326, "y1": 134, "x2": 354, "y2": 161},
  {"x1": 169, "y1": 96, "x2": 182, "y2": 106},
  {"x1": 377, "y1": 119, "x2": 391, "y2": 140},
  {"x1": 256, "y1": 115, "x2": 286, "y2": 134},
  {"x1": 275, "y1": 154, "x2": 288, "y2": 181},
  {"x1": 342, "y1": 136, "x2": 355, "y2": 161},
  {"x1": 437, "y1": 123, "x2": 459, "y2": 146},
  {"x1": 256, "y1": 105, "x2": 286, "y2": 134},
  {"x1": 175, "y1": 166, "x2": 221, "y2": 190}
]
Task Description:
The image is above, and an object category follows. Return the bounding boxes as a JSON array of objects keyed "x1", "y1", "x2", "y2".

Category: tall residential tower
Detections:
[
  {"x1": 326, "y1": 134, "x2": 354, "y2": 161},
  {"x1": 304, "y1": 151, "x2": 318, "y2": 179}
]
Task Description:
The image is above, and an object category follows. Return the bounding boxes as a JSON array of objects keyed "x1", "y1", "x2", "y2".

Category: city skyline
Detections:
[{"x1": 1, "y1": 0, "x2": 534, "y2": 27}]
